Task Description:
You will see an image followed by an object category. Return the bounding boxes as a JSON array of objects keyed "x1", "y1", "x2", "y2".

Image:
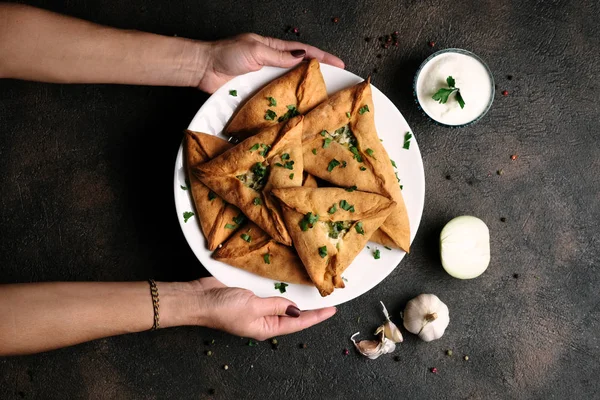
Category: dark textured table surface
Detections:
[{"x1": 1, "y1": 0, "x2": 599, "y2": 399}]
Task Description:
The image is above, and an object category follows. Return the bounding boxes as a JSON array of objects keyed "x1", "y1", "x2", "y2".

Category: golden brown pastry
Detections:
[
  {"x1": 194, "y1": 116, "x2": 304, "y2": 245},
  {"x1": 301, "y1": 79, "x2": 411, "y2": 252},
  {"x1": 224, "y1": 59, "x2": 327, "y2": 140},
  {"x1": 184, "y1": 130, "x2": 242, "y2": 251},
  {"x1": 212, "y1": 222, "x2": 313, "y2": 285},
  {"x1": 272, "y1": 187, "x2": 396, "y2": 297}
]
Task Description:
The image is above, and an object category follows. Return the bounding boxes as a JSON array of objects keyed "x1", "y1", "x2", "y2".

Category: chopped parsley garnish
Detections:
[
  {"x1": 432, "y1": 76, "x2": 465, "y2": 109},
  {"x1": 183, "y1": 211, "x2": 194, "y2": 223},
  {"x1": 248, "y1": 339, "x2": 257, "y2": 346},
  {"x1": 327, "y1": 159, "x2": 341, "y2": 172},
  {"x1": 208, "y1": 191, "x2": 217, "y2": 201},
  {"x1": 259, "y1": 144, "x2": 271, "y2": 157},
  {"x1": 339, "y1": 200, "x2": 355, "y2": 212},
  {"x1": 249, "y1": 143, "x2": 260, "y2": 152},
  {"x1": 240, "y1": 233, "x2": 251, "y2": 243},
  {"x1": 274, "y1": 282, "x2": 288, "y2": 293},
  {"x1": 373, "y1": 249, "x2": 381, "y2": 259},
  {"x1": 328, "y1": 203, "x2": 337, "y2": 214},
  {"x1": 327, "y1": 221, "x2": 352, "y2": 239},
  {"x1": 299, "y1": 212, "x2": 319, "y2": 231},
  {"x1": 345, "y1": 185, "x2": 357, "y2": 192},
  {"x1": 341, "y1": 161, "x2": 347, "y2": 168},
  {"x1": 323, "y1": 138, "x2": 332, "y2": 148},
  {"x1": 229, "y1": 90, "x2": 237, "y2": 97},
  {"x1": 263, "y1": 253, "x2": 271, "y2": 264},
  {"x1": 346, "y1": 112, "x2": 351, "y2": 118},
  {"x1": 395, "y1": 172, "x2": 401, "y2": 182},
  {"x1": 278, "y1": 105, "x2": 300, "y2": 122},
  {"x1": 384, "y1": 246, "x2": 392, "y2": 250},
  {"x1": 349, "y1": 146, "x2": 363, "y2": 162},
  {"x1": 289, "y1": 173, "x2": 294, "y2": 180},
  {"x1": 238, "y1": 162, "x2": 269, "y2": 191},
  {"x1": 320, "y1": 130, "x2": 328, "y2": 137},
  {"x1": 281, "y1": 153, "x2": 290, "y2": 160},
  {"x1": 275, "y1": 161, "x2": 294, "y2": 170},
  {"x1": 267, "y1": 96, "x2": 277, "y2": 106},
  {"x1": 233, "y1": 214, "x2": 246, "y2": 225},
  {"x1": 265, "y1": 109, "x2": 277, "y2": 121},
  {"x1": 400, "y1": 185, "x2": 404, "y2": 190},
  {"x1": 180, "y1": 185, "x2": 188, "y2": 191},
  {"x1": 391, "y1": 159, "x2": 397, "y2": 168},
  {"x1": 253, "y1": 197, "x2": 262, "y2": 206},
  {"x1": 359, "y1": 166, "x2": 367, "y2": 171},
  {"x1": 318, "y1": 246, "x2": 328, "y2": 258},
  {"x1": 355, "y1": 222, "x2": 365, "y2": 235},
  {"x1": 403, "y1": 132, "x2": 412, "y2": 150},
  {"x1": 365, "y1": 148, "x2": 376, "y2": 159},
  {"x1": 358, "y1": 105, "x2": 370, "y2": 114},
  {"x1": 224, "y1": 223, "x2": 236, "y2": 229},
  {"x1": 312, "y1": 148, "x2": 317, "y2": 155}
]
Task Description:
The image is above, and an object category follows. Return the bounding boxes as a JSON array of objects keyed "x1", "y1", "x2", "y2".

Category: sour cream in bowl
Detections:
[{"x1": 414, "y1": 49, "x2": 494, "y2": 127}]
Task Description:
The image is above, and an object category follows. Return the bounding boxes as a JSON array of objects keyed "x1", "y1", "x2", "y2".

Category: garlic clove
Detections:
[
  {"x1": 379, "y1": 301, "x2": 404, "y2": 343},
  {"x1": 350, "y1": 332, "x2": 386, "y2": 359}
]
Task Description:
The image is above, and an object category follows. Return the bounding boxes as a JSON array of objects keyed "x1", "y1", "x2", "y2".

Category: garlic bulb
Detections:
[
  {"x1": 376, "y1": 301, "x2": 403, "y2": 343},
  {"x1": 440, "y1": 216, "x2": 490, "y2": 279},
  {"x1": 403, "y1": 294, "x2": 449, "y2": 342},
  {"x1": 350, "y1": 331, "x2": 396, "y2": 359}
]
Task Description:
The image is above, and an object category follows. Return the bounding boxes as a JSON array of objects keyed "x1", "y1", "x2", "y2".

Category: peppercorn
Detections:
[
  {"x1": 431, "y1": 367, "x2": 438, "y2": 373},
  {"x1": 376, "y1": 54, "x2": 382, "y2": 59},
  {"x1": 223, "y1": 365, "x2": 229, "y2": 370},
  {"x1": 300, "y1": 343, "x2": 307, "y2": 349},
  {"x1": 372, "y1": 68, "x2": 378, "y2": 74},
  {"x1": 365, "y1": 37, "x2": 371, "y2": 42},
  {"x1": 445, "y1": 175, "x2": 451, "y2": 180},
  {"x1": 507, "y1": 75, "x2": 513, "y2": 80},
  {"x1": 271, "y1": 338, "x2": 278, "y2": 345},
  {"x1": 502, "y1": 90, "x2": 509, "y2": 96},
  {"x1": 209, "y1": 388, "x2": 216, "y2": 395},
  {"x1": 446, "y1": 349, "x2": 453, "y2": 356},
  {"x1": 497, "y1": 169, "x2": 504, "y2": 175},
  {"x1": 206, "y1": 350, "x2": 213, "y2": 356},
  {"x1": 511, "y1": 154, "x2": 518, "y2": 160},
  {"x1": 332, "y1": 17, "x2": 339, "y2": 23},
  {"x1": 393, "y1": 355, "x2": 401, "y2": 362},
  {"x1": 292, "y1": 27, "x2": 299, "y2": 34},
  {"x1": 500, "y1": 217, "x2": 506, "y2": 222},
  {"x1": 513, "y1": 273, "x2": 519, "y2": 279},
  {"x1": 464, "y1": 355, "x2": 469, "y2": 361},
  {"x1": 428, "y1": 41, "x2": 435, "y2": 47},
  {"x1": 343, "y1": 348, "x2": 349, "y2": 355}
]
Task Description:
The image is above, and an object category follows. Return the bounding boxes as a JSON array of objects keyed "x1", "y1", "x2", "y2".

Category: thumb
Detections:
[
  {"x1": 254, "y1": 296, "x2": 302, "y2": 318},
  {"x1": 252, "y1": 43, "x2": 306, "y2": 68}
]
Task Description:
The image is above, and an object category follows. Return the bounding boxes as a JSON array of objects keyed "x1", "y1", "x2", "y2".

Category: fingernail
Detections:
[
  {"x1": 285, "y1": 305, "x2": 301, "y2": 317},
  {"x1": 291, "y1": 49, "x2": 306, "y2": 58}
]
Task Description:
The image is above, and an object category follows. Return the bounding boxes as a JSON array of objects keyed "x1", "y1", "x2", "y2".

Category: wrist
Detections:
[
  {"x1": 156, "y1": 281, "x2": 203, "y2": 328},
  {"x1": 189, "y1": 40, "x2": 212, "y2": 90}
]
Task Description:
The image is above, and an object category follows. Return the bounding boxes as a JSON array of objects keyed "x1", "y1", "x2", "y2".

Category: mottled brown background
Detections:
[{"x1": 1, "y1": 0, "x2": 599, "y2": 399}]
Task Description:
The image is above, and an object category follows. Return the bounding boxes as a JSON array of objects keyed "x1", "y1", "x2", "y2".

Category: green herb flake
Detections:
[
  {"x1": 403, "y1": 132, "x2": 412, "y2": 150},
  {"x1": 346, "y1": 112, "x2": 351, "y2": 118},
  {"x1": 345, "y1": 185, "x2": 357, "y2": 192},
  {"x1": 355, "y1": 222, "x2": 365, "y2": 235},
  {"x1": 241, "y1": 233, "x2": 251, "y2": 243},
  {"x1": 259, "y1": 144, "x2": 271, "y2": 157},
  {"x1": 275, "y1": 161, "x2": 294, "y2": 170},
  {"x1": 183, "y1": 211, "x2": 194, "y2": 223},
  {"x1": 339, "y1": 200, "x2": 355, "y2": 212},
  {"x1": 323, "y1": 138, "x2": 332, "y2": 148},
  {"x1": 328, "y1": 203, "x2": 338, "y2": 214},
  {"x1": 432, "y1": 76, "x2": 465, "y2": 109},
  {"x1": 447, "y1": 76, "x2": 456, "y2": 87},
  {"x1": 365, "y1": 148, "x2": 376, "y2": 159},
  {"x1": 349, "y1": 146, "x2": 363, "y2": 162},
  {"x1": 373, "y1": 249, "x2": 381, "y2": 259},
  {"x1": 360, "y1": 166, "x2": 367, "y2": 171},
  {"x1": 312, "y1": 148, "x2": 317, "y2": 155},
  {"x1": 267, "y1": 96, "x2": 277, "y2": 106},
  {"x1": 281, "y1": 153, "x2": 290, "y2": 160},
  {"x1": 248, "y1": 339, "x2": 257, "y2": 347},
  {"x1": 327, "y1": 159, "x2": 341, "y2": 172},
  {"x1": 253, "y1": 197, "x2": 262, "y2": 206},
  {"x1": 265, "y1": 109, "x2": 277, "y2": 121},
  {"x1": 400, "y1": 185, "x2": 404, "y2": 190},
  {"x1": 289, "y1": 173, "x2": 294, "y2": 180},
  {"x1": 208, "y1": 191, "x2": 217, "y2": 201},
  {"x1": 341, "y1": 161, "x2": 347, "y2": 168},
  {"x1": 320, "y1": 130, "x2": 328, "y2": 137},
  {"x1": 278, "y1": 105, "x2": 300, "y2": 122},
  {"x1": 233, "y1": 214, "x2": 246, "y2": 225},
  {"x1": 342, "y1": 277, "x2": 348, "y2": 282},
  {"x1": 358, "y1": 105, "x2": 370, "y2": 115},
  {"x1": 456, "y1": 91, "x2": 466, "y2": 109},
  {"x1": 180, "y1": 185, "x2": 188, "y2": 191},
  {"x1": 391, "y1": 159, "x2": 397, "y2": 168},
  {"x1": 299, "y1": 212, "x2": 319, "y2": 231},
  {"x1": 384, "y1": 246, "x2": 392, "y2": 250},
  {"x1": 274, "y1": 282, "x2": 288, "y2": 293},
  {"x1": 318, "y1": 246, "x2": 328, "y2": 258},
  {"x1": 224, "y1": 223, "x2": 236, "y2": 229},
  {"x1": 229, "y1": 90, "x2": 237, "y2": 97},
  {"x1": 249, "y1": 143, "x2": 260, "y2": 152},
  {"x1": 263, "y1": 253, "x2": 271, "y2": 264}
]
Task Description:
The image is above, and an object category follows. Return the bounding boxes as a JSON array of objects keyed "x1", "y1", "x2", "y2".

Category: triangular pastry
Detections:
[
  {"x1": 212, "y1": 222, "x2": 313, "y2": 285},
  {"x1": 224, "y1": 59, "x2": 327, "y2": 140},
  {"x1": 301, "y1": 79, "x2": 411, "y2": 252},
  {"x1": 184, "y1": 130, "x2": 242, "y2": 250},
  {"x1": 194, "y1": 117, "x2": 305, "y2": 245},
  {"x1": 272, "y1": 187, "x2": 396, "y2": 297}
]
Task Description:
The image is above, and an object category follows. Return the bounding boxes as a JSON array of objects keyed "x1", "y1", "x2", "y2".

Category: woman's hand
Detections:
[
  {"x1": 196, "y1": 33, "x2": 345, "y2": 93},
  {"x1": 177, "y1": 277, "x2": 337, "y2": 341}
]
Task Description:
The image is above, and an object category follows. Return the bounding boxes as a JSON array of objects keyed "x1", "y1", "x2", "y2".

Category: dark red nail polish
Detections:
[
  {"x1": 291, "y1": 49, "x2": 306, "y2": 58},
  {"x1": 285, "y1": 305, "x2": 301, "y2": 317}
]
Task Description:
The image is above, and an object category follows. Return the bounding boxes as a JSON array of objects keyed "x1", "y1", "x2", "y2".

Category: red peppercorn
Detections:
[
  {"x1": 431, "y1": 367, "x2": 438, "y2": 373},
  {"x1": 332, "y1": 17, "x2": 339, "y2": 23},
  {"x1": 343, "y1": 349, "x2": 349, "y2": 355},
  {"x1": 502, "y1": 90, "x2": 509, "y2": 96},
  {"x1": 511, "y1": 154, "x2": 518, "y2": 160},
  {"x1": 292, "y1": 27, "x2": 299, "y2": 34},
  {"x1": 428, "y1": 41, "x2": 435, "y2": 47}
]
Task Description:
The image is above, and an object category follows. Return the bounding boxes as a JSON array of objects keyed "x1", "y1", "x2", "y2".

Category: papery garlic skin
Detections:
[
  {"x1": 350, "y1": 332, "x2": 396, "y2": 359},
  {"x1": 403, "y1": 294, "x2": 450, "y2": 342},
  {"x1": 379, "y1": 301, "x2": 403, "y2": 343},
  {"x1": 440, "y1": 216, "x2": 490, "y2": 279}
]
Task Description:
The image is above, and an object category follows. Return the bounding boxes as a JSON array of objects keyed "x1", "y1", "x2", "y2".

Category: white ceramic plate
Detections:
[{"x1": 174, "y1": 64, "x2": 425, "y2": 310}]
